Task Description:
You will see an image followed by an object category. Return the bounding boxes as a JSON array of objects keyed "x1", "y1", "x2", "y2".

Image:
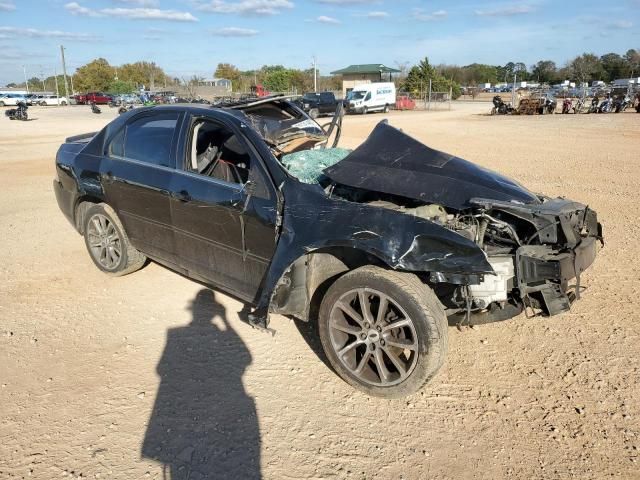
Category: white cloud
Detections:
[
  {"x1": 609, "y1": 20, "x2": 632, "y2": 29},
  {"x1": 475, "y1": 4, "x2": 534, "y2": 16},
  {"x1": 65, "y1": 2, "x2": 199, "y2": 21},
  {"x1": 364, "y1": 11, "x2": 388, "y2": 18},
  {"x1": 195, "y1": 0, "x2": 293, "y2": 16},
  {"x1": 114, "y1": 0, "x2": 159, "y2": 6},
  {"x1": 0, "y1": 2, "x2": 16, "y2": 11},
  {"x1": 317, "y1": 15, "x2": 340, "y2": 24},
  {"x1": 65, "y1": 2, "x2": 100, "y2": 16},
  {"x1": 0, "y1": 26, "x2": 97, "y2": 41},
  {"x1": 413, "y1": 9, "x2": 447, "y2": 21},
  {"x1": 212, "y1": 26, "x2": 259, "y2": 36},
  {"x1": 316, "y1": 0, "x2": 377, "y2": 4}
]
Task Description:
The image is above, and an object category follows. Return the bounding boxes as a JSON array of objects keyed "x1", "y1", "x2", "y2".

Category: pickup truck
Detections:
[
  {"x1": 53, "y1": 96, "x2": 603, "y2": 398},
  {"x1": 74, "y1": 92, "x2": 112, "y2": 105},
  {"x1": 297, "y1": 91, "x2": 338, "y2": 118}
]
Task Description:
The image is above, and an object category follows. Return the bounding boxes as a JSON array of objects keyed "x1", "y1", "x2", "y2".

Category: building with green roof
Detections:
[{"x1": 330, "y1": 64, "x2": 400, "y2": 97}]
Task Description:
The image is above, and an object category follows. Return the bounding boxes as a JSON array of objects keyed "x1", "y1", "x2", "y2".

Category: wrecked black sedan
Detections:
[{"x1": 54, "y1": 96, "x2": 603, "y2": 397}]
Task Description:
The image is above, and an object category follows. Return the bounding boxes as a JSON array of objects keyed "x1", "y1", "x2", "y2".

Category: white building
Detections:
[
  {"x1": 612, "y1": 77, "x2": 640, "y2": 87},
  {"x1": 197, "y1": 78, "x2": 232, "y2": 91}
]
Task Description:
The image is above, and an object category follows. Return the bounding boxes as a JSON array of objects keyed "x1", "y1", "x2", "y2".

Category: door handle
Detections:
[{"x1": 174, "y1": 190, "x2": 191, "y2": 202}]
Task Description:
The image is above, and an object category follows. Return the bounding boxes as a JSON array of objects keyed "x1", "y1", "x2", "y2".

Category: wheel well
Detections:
[
  {"x1": 74, "y1": 197, "x2": 103, "y2": 233},
  {"x1": 269, "y1": 246, "x2": 389, "y2": 322}
]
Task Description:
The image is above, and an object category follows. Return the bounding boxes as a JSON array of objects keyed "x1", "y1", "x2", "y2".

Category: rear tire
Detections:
[
  {"x1": 318, "y1": 266, "x2": 448, "y2": 398},
  {"x1": 61, "y1": 101, "x2": 67, "y2": 106},
  {"x1": 0, "y1": 101, "x2": 5, "y2": 107},
  {"x1": 383, "y1": 104, "x2": 389, "y2": 113},
  {"x1": 83, "y1": 203, "x2": 146, "y2": 276}
]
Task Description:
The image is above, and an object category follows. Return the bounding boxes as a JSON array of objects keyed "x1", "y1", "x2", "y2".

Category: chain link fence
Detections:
[{"x1": 396, "y1": 80, "x2": 452, "y2": 111}]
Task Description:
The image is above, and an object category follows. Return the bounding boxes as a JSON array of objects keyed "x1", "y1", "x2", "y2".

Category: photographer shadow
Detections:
[{"x1": 141, "y1": 289, "x2": 260, "y2": 480}]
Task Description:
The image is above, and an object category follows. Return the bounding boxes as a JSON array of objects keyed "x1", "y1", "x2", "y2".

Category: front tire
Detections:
[
  {"x1": 308, "y1": 108, "x2": 319, "y2": 119},
  {"x1": 362, "y1": 106, "x2": 368, "y2": 115},
  {"x1": 318, "y1": 266, "x2": 448, "y2": 398},
  {"x1": 83, "y1": 204, "x2": 146, "y2": 276}
]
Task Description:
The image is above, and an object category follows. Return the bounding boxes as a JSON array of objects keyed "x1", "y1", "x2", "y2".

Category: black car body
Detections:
[
  {"x1": 296, "y1": 91, "x2": 338, "y2": 118},
  {"x1": 54, "y1": 96, "x2": 603, "y2": 396}
]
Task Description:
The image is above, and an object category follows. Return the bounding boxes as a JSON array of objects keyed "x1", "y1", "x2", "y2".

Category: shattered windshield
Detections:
[{"x1": 281, "y1": 148, "x2": 351, "y2": 184}]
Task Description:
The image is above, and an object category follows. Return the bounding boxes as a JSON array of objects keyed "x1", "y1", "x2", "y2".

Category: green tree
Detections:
[
  {"x1": 214, "y1": 63, "x2": 241, "y2": 90},
  {"x1": 118, "y1": 61, "x2": 167, "y2": 89},
  {"x1": 600, "y1": 53, "x2": 626, "y2": 81},
  {"x1": 74, "y1": 58, "x2": 115, "y2": 92},
  {"x1": 569, "y1": 53, "x2": 604, "y2": 85},
  {"x1": 531, "y1": 60, "x2": 557, "y2": 83},
  {"x1": 403, "y1": 57, "x2": 461, "y2": 98},
  {"x1": 464, "y1": 63, "x2": 498, "y2": 84},
  {"x1": 624, "y1": 49, "x2": 640, "y2": 75},
  {"x1": 109, "y1": 79, "x2": 135, "y2": 94}
]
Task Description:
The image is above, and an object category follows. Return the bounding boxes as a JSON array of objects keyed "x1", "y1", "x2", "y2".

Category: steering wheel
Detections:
[{"x1": 319, "y1": 102, "x2": 344, "y2": 149}]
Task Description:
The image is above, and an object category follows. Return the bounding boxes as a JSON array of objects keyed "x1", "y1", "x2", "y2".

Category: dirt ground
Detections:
[{"x1": 1, "y1": 103, "x2": 639, "y2": 480}]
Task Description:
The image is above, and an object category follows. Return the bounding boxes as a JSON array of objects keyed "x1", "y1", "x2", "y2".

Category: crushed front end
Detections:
[
  {"x1": 320, "y1": 122, "x2": 604, "y2": 325},
  {"x1": 463, "y1": 198, "x2": 603, "y2": 319}
]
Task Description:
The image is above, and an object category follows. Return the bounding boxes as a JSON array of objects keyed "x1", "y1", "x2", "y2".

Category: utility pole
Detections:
[
  {"x1": 39, "y1": 65, "x2": 46, "y2": 91},
  {"x1": 23, "y1": 65, "x2": 29, "y2": 94},
  {"x1": 60, "y1": 45, "x2": 69, "y2": 98},
  {"x1": 54, "y1": 67, "x2": 60, "y2": 98},
  {"x1": 312, "y1": 56, "x2": 317, "y2": 92}
]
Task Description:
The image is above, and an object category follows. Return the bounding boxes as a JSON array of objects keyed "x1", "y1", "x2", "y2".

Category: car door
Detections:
[
  {"x1": 319, "y1": 92, "x2": 334, "y2": 114},
  {"x1": 170, "y1": 113, "x2": 279, "y2": 302},
  {"x1": 100, "y1": 110, "x2": 183, "y2": 265}
]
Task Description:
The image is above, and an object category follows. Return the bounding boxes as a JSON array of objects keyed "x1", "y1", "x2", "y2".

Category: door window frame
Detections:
[
  {"x1": 178, "y1": 112, "x2": 275, "y2": 201},
  {"x1": 104, "y1": 110, "x2": 184, "y2": 170}
]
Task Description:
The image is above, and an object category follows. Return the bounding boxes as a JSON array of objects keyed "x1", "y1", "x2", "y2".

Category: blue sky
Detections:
[{"x1": 0, "y1": 0, "x2": 638, "y2": 84}]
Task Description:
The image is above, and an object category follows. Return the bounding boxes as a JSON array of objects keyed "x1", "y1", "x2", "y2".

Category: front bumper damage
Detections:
[{"x1": 517, "y1": 236, "x2": 598, "y2": 315}]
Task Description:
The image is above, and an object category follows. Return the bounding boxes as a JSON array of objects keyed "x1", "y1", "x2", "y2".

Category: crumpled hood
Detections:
[{"x1": 323, "y1": 121, "x2": 541, "y2": 210}]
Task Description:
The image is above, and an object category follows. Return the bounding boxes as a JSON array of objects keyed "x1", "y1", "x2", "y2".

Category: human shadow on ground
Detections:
[{"x1": 141, "y1": 289, "x2": 260, "y2": 480}]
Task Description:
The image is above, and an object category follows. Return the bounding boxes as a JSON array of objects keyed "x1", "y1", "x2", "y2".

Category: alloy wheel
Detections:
[
  {"x1": 328, "y1": 288, "x2": 419, "y2": 387},
  {"x1": 86, "y1": 214, "x2": 122, "y2": 270}
]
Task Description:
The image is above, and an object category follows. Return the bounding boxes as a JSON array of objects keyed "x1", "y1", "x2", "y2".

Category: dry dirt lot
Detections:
[{"x1": 1, "y1": 103, "x2": 639, "y2": 480}]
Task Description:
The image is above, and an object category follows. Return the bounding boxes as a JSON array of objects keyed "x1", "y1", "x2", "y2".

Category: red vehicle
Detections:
[
  {"x1": 74, "y1": 92, "x2": 112, "y2": 105},
  {"x1": 251, "y1": 84, "x2": 270, "y2": 97},
  {"x1": 395, "y1": 95, "x2": 416, "y2": 111}
]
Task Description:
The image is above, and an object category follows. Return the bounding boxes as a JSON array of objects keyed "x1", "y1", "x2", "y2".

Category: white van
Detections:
[{"x1": 346, "y1": 82, "x2": 396, "y2": 114}]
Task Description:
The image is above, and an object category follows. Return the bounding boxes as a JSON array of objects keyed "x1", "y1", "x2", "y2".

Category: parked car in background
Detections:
[
  {"x1": 24, "y1": 93, "x2": 40, "y2": 105},
  {"x1": 296, "y1": 91, "x2": 338, "y2": 118},
  {"x1": 38, "y1": 95, "x2": 69, "y2": 106},
  {"x1": 346, "y1": 82, "x2": 396, "y2": 114},
  {"x1": 0, "y1": 93, "x2": 28, "y2": 106},
  {"x1": 395, "y1": 94, "x2": 416, "y2": 110},
  {"x1": 75, "y1": 92, "x2": 112, "y2": 105}
]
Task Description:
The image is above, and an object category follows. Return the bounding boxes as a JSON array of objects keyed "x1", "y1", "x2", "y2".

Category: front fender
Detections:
[{"x1": 255, "y1": 180, "x2": 492, "y2": 309}]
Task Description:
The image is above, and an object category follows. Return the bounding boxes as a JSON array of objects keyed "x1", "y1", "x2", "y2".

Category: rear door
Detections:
[
  {"x1": 101, "y1": 110, "x2": 183, "y2": 264},
  {"x1": 170, "y1": 113, "x2": 279, "y2": 302}
]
